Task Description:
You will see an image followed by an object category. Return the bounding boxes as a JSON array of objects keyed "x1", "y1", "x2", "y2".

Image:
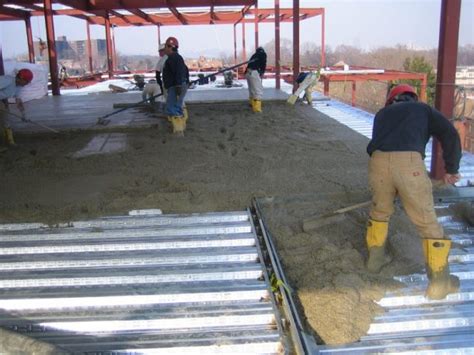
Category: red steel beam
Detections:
[
  {"x1": 128, "y1": 8, "x2": 160, "y2": 25},
  {"x1": 104, "y1": 11, "x2": 114, "y2": 78},
  {"x1": 0, "y1": 4, "x2": 29, "y2": 19},
  {"x1": 254, "y1": 1, "x2": 258, "y2": 50},
  {"x1": 167, "y1": 3, "x2": 188, "y2": 25},
  {"x1": 25, "y1": 15, "x2": 35, "y2": 62},
  {"x1": 431, "y1": 0, "x2": 461, "y2": 180},
  {"x1": 43, "y1": 0, "x2": 60, "y2": 95},
  {"x1": 321, "y1": 8, "x2": 325, "y2": 67},
  {"x1": 233, "y1": 23, "x2": 237, "y2": 66},
  {"x1": 241, "y1": 19, "x2": 246, "y2": 62},
  {"x1": 274, "y1": 0, "x2": 280, "y2": 89},
  {"x1": 86, "y1": 21, "x2": 93, "y2": 72},
  {"x1": 292, "y1": 0, "x2": 299, "y2": 93}
]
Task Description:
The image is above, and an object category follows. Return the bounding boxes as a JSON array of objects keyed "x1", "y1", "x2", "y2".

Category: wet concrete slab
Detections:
[
  {"x1": 10, "y1": 88, "x2": 288, "y2": 134},
  {"x1": 72, "y1": 133, "x2": 127, "y2": 158}
]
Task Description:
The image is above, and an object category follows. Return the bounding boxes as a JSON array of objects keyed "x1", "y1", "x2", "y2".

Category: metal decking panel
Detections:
[
  {"x1": 318, "y1": 201, "x2": 474, "y2": 354},
  {"x1": 0, "y1": 210, "x2": 284, "y2": 354}
]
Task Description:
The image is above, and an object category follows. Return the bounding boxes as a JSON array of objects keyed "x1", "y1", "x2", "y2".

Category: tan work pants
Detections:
[
  {"x1": 369, "y1": 151, "x2": 443, "y2": 240},
  {"x1": 245, "y1": 70, "x2": 264, "y2": 100}
]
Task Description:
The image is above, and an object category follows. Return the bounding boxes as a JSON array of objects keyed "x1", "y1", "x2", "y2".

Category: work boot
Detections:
[
  {"x1": 249, "y1": 98, "x2": 254, "y2": 108},
  {"x1": 252, "y1": 99, "x2": 262, "y2": 113},
  {"x1": 423, "y1": 238, "x2": 460, "y2": 300},
  {"x1": 3, "y1": 128, "x2": 15, "y2": 146},
  {"x1": 170, "y1": 116, "x2": 186, "y2": 136},
  {"x1": 183, "y1": 107, "x2": 189, "y2": 123},
  {"x1": 366, "y1": 219, "x2": 392, "y2": 272}
]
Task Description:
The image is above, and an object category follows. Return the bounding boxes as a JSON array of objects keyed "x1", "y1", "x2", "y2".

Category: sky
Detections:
[{"x1": 0, "y1": 0, "x2": 473, "y2": 59}]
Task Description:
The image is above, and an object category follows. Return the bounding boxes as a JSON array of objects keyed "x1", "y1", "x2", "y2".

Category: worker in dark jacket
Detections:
[
  {"x1": 366, "y1": 84, "x2": 462, "y2": 300},
  {"x1": 163, "y1": 36, "x2": 188, "y2": 135},
  {"x1": 245, "y1": 47, "x2": 267, "y2": 113}
]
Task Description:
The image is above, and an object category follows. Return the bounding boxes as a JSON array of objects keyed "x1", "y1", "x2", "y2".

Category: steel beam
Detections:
[
  {"x1": 157, "y1": 24, "x2": 161, "y2": 46},
  {"x1": 254, "y1": 1, "x2": 258, "y2": 50},
  {"x1": 321, "y1": 8, "x2": 325, "y2": 67},
  {"x1": 168, "y1": 2, "x2": 188, "y2": 25},
  {"x1": 431, "y1": 0, "x2": 461, "y2": 180},
  {"x1": 233, "y1": 24, "x2": 237, "y2": 67},
  {"x1": 0, "y1": 42, "x2": 4, "y2": 76},
  {"x1": 43, "y1": 0, "x2": 60, "y2": 95},
  {"x1": 128, "y1": 8, "x2": 160, "y2": 25},
  {"x1": 25, "y1": 15, "x2": 35, "y2": 63},
  {"x1": 104, "y1": 11, "x2": 114, "y2": 79},
  {"x1": 241, "y1": 20, "x2": 246, "y2": 63},
  {"x1": 86, "y1": 21, "x2": 93, "y2": 73},
  {"x1": 292, "y1": 0, "x2": 299, "y2": 93},
  {"x1": 274, "y1": 0, "x2": 280, "y2": 89}
]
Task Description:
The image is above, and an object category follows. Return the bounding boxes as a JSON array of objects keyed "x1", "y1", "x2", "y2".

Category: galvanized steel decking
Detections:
[{"x1": 0, "y1": 210, "x2": 285, "y2": 354}]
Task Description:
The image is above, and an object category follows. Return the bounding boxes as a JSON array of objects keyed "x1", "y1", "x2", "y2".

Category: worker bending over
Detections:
[
  {"x1": 0, "y1": 69, "x2": 33, "y2": 148},
  {"x1": 162, "y1": 36, "x2": 189, "y2": 135},
  {"x1": 295, "y1": 71, "x2": 319, "y2": 105},
  {"x1": 366, "y1": 84, "x2": 462, "y2": 300},
  {"x1": 245, "y1": 47, "x2": 267, "y2": 113}
]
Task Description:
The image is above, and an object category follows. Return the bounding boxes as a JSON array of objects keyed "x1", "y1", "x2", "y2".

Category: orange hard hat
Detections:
[
  {"x1": 17, "y1": 68, "x2": 34, "y2": 83},
  {"x1": 165, "y1": 36, "x2": 179, "y2": 49},
  {"x1": 386, "y1": 84, "x2": 418, "y2": 106}
]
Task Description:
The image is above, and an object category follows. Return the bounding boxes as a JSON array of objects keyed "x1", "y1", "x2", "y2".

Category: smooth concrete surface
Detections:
[
  {"x1": 72, "y1": 133, "x2": 127, "y2": 158},
  {"x1": 9, "y1": 88, "x2": 288, "y2": 133}
]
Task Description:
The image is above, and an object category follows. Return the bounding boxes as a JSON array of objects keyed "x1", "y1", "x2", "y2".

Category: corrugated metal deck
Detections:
[
  {"x1": 0, "y1": 210, "x2": 285, "y2": 354},
  {"x1": 315, "y1": 200, "x2": 474, "y2": 354},
  {"x1": 311, "y1": 94, "x2": 474, "y2": 187}
]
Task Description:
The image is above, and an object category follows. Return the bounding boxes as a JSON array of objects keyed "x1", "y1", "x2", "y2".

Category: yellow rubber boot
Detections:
[
  {"x1": 171, "y1": 116, "x2": 186, "y2": 136},
  {"x1": 252, "y1": 99, "x2": 262, "y2": 113},
  {"x1": 366, "y1": 219, "x2": 392, "y2": 272},
  {"x1": 249, "y1": 98, "x2": 254, "y2": 108},
  {"x1": 423, "y1": 238, "x2": 460, "y2": 300},
  {"x1": 4, "y1": 128, "x2": 15, "y2": 146},
  {"x1": 183, "y1": 107, "x2": 189, "y2": 123}
]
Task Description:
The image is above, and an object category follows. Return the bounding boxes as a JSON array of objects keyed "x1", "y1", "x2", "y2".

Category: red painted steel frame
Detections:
[
  {"x1": 25, "y1": 16, "x2": 35, "y2": 63},
  {"x1": 43, "y1": 0, "x2": 60, "y2": 95},
  {"x1": 86, "y1": 22, "x2": 93, "y2": 73},
  {"x1": 275, "y1": 0, "x2": 280, "y2": 89},
  {"x1": 292, "y1": 0, "x2": 299, "y2": 93},
  {"x1": 431, "y1": 0, "x2": 461, "y2": 180}
]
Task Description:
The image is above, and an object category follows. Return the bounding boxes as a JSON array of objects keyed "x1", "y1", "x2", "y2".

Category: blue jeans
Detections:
[{"x1": 166, "y1": 85, "x2": 187, "y2": 116}]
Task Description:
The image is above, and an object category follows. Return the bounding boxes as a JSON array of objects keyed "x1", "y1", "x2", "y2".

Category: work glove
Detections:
[{"x1": 175, "y1": 85, "x2": 182, "y2": 96}]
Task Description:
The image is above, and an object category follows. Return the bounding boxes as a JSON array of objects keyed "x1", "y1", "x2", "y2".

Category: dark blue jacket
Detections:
[
  {"x1": 163, "y1": 52, "x2": 188, "y2": 89},
  {"x1": 247, "y1": 50, "x2": 267, "y2": 76},
  {"x1": 367, "y1": 101, "x2": 462, "y2": 174}
]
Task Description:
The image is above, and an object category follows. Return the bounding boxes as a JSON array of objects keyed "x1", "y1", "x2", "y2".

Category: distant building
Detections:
[{"x1": 33, "y1": 36, "x2": 107, "y2": 62}]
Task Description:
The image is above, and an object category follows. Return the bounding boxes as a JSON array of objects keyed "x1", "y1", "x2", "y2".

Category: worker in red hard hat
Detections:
[
  {"x1": 0, "y1": 68, "x2": 34, "y2": 148},
  {"x1": 162, "y1": 36, "x2": 190, "y2": 135},
  {"x1": 365, "y1": 83, "x2": 462, "y2": 300}
]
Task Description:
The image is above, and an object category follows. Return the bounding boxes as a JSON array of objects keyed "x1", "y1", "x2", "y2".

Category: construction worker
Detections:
[
  {"x1": 366, "y1": 84, "x2": 462, "y2": 300},
  {"x1": 245, "y1": 47, "x2": 267, "y2": 113},
  {"x1": 162, "y1": 36, "x2": 189, "y2": 135},
  {"x1": 155, "y1": 43, "x2": 168, "y2": 96},
  {"x1": 295, "y1": 71, "x2": 319, "y2": 105},
  {"x1": 0, "y1": 68, "x2": 33, "y2": 148}
]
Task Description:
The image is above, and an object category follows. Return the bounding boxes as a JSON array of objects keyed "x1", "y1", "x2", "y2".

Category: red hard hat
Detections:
[
  {"x1": 17, "y1": 68, "x2": 34, "y2": 83},
  {"x1": 165, "y1": 36, "x2": 179, "y2": 49},
  {"x1": 386, "y1": 84, "x2": 418, "y2": 106}
]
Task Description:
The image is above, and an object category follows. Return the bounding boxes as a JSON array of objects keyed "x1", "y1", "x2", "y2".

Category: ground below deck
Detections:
[{"x1": 0, "y1": 99, "x2": 445, "y2": 345}]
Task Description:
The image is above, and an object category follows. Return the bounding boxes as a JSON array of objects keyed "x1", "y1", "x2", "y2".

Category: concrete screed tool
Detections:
[
  {"x1": 0, "y1": 109, "x2": 59, "y2": 134},
  {"x1": 302, "y1": 200, "x2": 372, "y2": 232},
  {"x1": 96, "y1": 59, "x2": 257, "y2": 126}
]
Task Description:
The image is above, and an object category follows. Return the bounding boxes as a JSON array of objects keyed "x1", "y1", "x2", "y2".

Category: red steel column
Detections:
[
  {"x1": 323, "y1": 78, "x2": 329, "y2": 96},
  {"x1": 430, "y1": 0, "x2": 461, "y2": 179},
  {"x1": 157, "y1": 25, "x2": 161, "y2": 46},
  {"x1": 351, "y1": 81, "x2": 356, "y2": 106},
  {"x1": 321, "y1": 9, "x2": 325, "y2": 67},
  {"x1": 43, "y1": 0, "x2": 60, "y2": 95},
  {"x1": 86, "y1": 21, "x2": 93, "y2": 73},
  {"x1": 275, "y1": 0, "x2": 280, "y2": 89},
  {"x1": 233, "y1": 24, "x2": 237, "y2": 65},
  {"x1": 254, "y1": 3, "x2": 259, "y2": 50},
  {"x1": 25, "y1": 16, "x2": 35, "y2": 63},
  {"x1": 104, "y1": 12, "x2": 114, "y2": 79},
  {"x1": 111, "y1": 25, "x2": 117, "y2": 71},
  {"x1": 292, "y1": 0, "x2": 300, "y2": 93},
  {"x1": 241, "y1": 21, "x2": 246, "y2": 62},
  {"x1": 0, "y1": 43, "x2": 4, "y2": 75}
]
